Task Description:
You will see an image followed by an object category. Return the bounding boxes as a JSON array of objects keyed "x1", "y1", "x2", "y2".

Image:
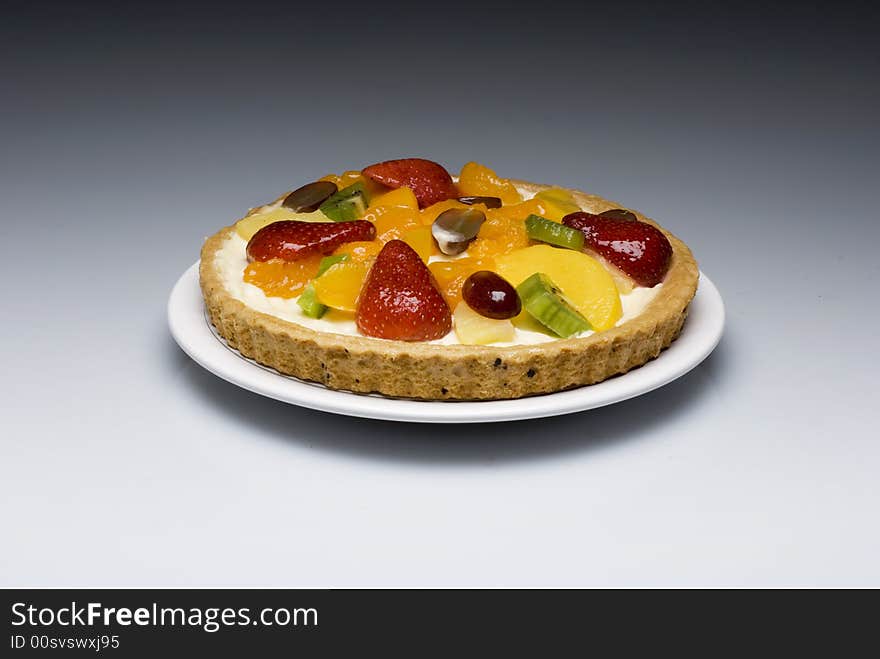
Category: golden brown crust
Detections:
[{"x1": 199, "y1": 180, "x2": 699, "y2": 400}]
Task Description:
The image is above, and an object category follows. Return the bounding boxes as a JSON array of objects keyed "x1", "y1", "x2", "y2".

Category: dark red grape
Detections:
[
  {"x1": 282, "y1": 181, "x2": 338, "y2": 212},
  {"x1": 462, "y1": 271, "x2": 521, "y2": 320}
]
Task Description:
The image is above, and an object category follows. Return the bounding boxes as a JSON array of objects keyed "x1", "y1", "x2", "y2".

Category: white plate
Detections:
[{"x1": 168, "y1": 263, "x2": 724, "y2": 423}]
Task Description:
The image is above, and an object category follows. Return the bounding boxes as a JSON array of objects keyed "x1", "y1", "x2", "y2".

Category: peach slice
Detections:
[{"x1": 494, "y1": 245, "x2": 622, "y2": 331}]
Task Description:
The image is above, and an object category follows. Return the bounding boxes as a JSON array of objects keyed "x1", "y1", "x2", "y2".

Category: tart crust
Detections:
[{"x1": 200, "y1": 181, "x2": 699, "y2": 400}]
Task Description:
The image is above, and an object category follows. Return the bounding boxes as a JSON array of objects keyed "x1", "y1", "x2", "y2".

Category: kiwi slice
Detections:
[
  {"x1": 297, "y1": 284, "x2": 326, "y2": 318},
  {"x1": 317, "y1": 253, "x2": 349, "y2": 276},
  {"x1": 516, "y1": 273, "x2": 592, "y2": 338},
  {"x1": 319, "y1": 182, "x2": 368, "y2": 222},
  {"x1": 524, "y1": 214, "x2": 585, "y2": 251}
]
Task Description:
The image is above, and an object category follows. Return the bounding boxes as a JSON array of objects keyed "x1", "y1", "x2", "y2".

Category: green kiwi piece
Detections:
[
  {"x1": 297, "y1": 284, "x2": 327, "y2": 319},
  {"x1": 316, "y1": 253, "x2": 349, "y2": 276},
  {"x1": 319, "y1": 182, "x2": 368, "y2": 222},
  {"x1": 524, "y1": 214, "x2": 585, "y2": 250},
  {"x1": 516, "y1": 272, "x2": 592, "y2": 338}
]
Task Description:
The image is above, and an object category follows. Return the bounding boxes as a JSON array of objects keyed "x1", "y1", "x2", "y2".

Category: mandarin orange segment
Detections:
[
  {"x1": 490, "y1": 198, "x2": 549, "y2": 222},
  {"x1": 323, "y1": 171, "x2": 387, "y2": 201},
  {"x1": 457, "y1": 162, "x2": 522, "y2": 205},
  {"x1": 402, "y1": 226, "x2": 434, "y2": 262},
  {"x1": 419, "y1": 199, "x2": 469, "y2": 225},
  {"x1": 332, "y1": 240, "x2": 382, "y2": 263},
  {"x1": 368, "y1": 205, "x2": 421, "y2": 242},
  {"x1": 242, "y1": 255, "x2": 323, "y2": 299},
  {"x1": 312, "y1": 260, "x2": 371, "y2": 312},
  {"x1": 468, "y1": 210, "x2": 530, "y2": 260},
  {"x1": 319, "y1": 173, "x2": 343, "y2": 187},
  {"x1": 428, "y1": 257, "x2": 495, "y2": 308},
  {"x1": 370, "y1": 186, "x2": 419, "y2": 209},
  {"x1": 338, "y1": 170, "x2": 363, "y2": 187}
]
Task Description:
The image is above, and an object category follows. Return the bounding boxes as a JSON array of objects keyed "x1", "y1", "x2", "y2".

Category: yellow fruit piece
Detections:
[
  {"x1": 338, "y1": 170, "x2": 363, "y2": 187},
  {"x1": 535, "y1": 188, "x2": 581, "y2": 222},
  {"x1": 419, "y1": 199, "x2": 469, "y2": 224},
  {"x1": 491, "y1": 198, "x2": 548, "y2": 222},
  {"x1": 494, "y1": 245, "x2": 622, "y2": 331},
  {"x1": 243, "y1": 255, "x2": 322, "y2": 299},
  {"x1": 235, "y1": 208, "x2": 329, "y2": 241},
  {"x1": 428, "y1": 257, "x2": 495, "y2": 309},
  {"x1": 367, "y1": 205, "x2": 421, "y2": 242},
  {"x1": 402, "y1": 226, "x2": 434, "y2": 262},
  {"x1": 468, "y1": 209, "x2": 530, "y2": 259},
  {"x1": 370, "y1": 186, "x2": 419, "y2": 209},
  {"x1": 453, "y1": 302, "x2": 515, "y2": 345},
  {"x1": 312, "y1": 260, "x2": 371, "y2": 312},
  {"x1": 458, "y1": 162, "x2": 523, "y2": 205},
  {"x1": 332, "y1": 240, "x2": 381, "y2": 263},
  {"x1": 320, "y1": 171, "x2": 386, "y2": 199},
  {"x1": 608, "y1": 265, "x2": 635, "y2": 295},
  {"x1": 319, "y1": 173, "x2": 343, "y2": 187}
]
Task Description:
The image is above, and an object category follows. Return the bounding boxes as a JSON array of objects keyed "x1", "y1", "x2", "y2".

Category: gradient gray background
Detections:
[{"x1": 2, "y1": 1, "x2": 878, "y2": 586}]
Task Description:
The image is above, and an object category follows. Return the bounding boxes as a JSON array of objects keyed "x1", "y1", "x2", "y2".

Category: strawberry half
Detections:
[
  {"x1": 246, "y1": 220, "x2": 375, "y2": 262},
  {"x1": 362, "y1": 158, "x2": 458, "y2": 209},
  {"x1": 562, "y1": 212, "x2": 673, "y2": 287},
  {"x1": 356, "y1": 240, "x2": 452, "y2": 341}
]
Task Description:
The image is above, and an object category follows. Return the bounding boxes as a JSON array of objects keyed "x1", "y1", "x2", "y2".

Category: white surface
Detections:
[{"x1": 169, "y1": 263, "x2": 724, "y2": 423}]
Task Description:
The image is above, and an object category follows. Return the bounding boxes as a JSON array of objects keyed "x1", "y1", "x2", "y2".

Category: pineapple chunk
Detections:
[
  {"x1": 453, "y1": 302, "x2": 516, "y2": 345},
  {"x1": 235, "y1": 207, "x2": 329, "y2": 241}
]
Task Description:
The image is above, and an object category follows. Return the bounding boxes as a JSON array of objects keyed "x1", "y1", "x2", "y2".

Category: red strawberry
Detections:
[
  {"x1": 563, "y1": 212, "x2": 673, "y2": 287},
  {"x1": 362, "y1": 158, "x2": 458, "y2": 208},
  {"x1": 246, "y1": 220, "x2": 375, "y2": 262},
  {"x1": 356, "y1": 240, "x2": 452, "y2": 341}
]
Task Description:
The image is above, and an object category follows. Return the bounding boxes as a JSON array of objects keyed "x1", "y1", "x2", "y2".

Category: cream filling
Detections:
[{"x1": 212, "y1": 194, "x2": 661, "y2": 346}]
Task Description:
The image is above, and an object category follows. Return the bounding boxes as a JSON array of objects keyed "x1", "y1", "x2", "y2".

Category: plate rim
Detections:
[{"x1": 168, "y1": 262, "x2": 724, "y2": 423}]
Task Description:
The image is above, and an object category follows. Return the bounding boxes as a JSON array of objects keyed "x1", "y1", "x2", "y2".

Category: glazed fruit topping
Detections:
[
  {"x1": 534, "y1": 188, "x2": 581, "y2": 220},
  {"x1": 246, "y1": 220, "x2": 376, "y2": 262},
  {"x1": 457, "y1": 162, "x2": 522, "y2": 205},
  {"x1": 312, "y1": 259, "x2": 371, "y2": 313},
  {"x1": 562, "y1": 212, "x2": 672, "y2": 287},
  {"x1": 282, "y1": 181, "x2": 338, "y2": 212},
  {"x1": 494, "y1": 245, "x2": 622, "y2": 331},
  {"x1": 428, "y1": 256, "x2": 495, "y2": 309},
  {"x1": 356, "y1": 240, "x2": 452, "y2": 341},
  {"x1": 599, "y1": 208, "x2": 638, "y2": 222},
  {"x1": 462, "y1": 270, "x2": 521, "y2": 320},
  {"x1": 458, "y1": 195, "x2": 503, "y2": 209},
  {"x1": 298, "y1": 255, "x2": 356, "y2": 319},
  {"x1": 517, "y1": 273, "x2": 592, "y2": 338},
  {"x1": 235, "y1": 207, "x2": 326, "y2": 241},
  {"x1": 319, "y1": 181, "x2": 369, "y2": 222},
  {"x1": 362, "y1": 158, "x2": 457, "y2": 209},
  {"x1": 524, "y1": 214, "x2": 585, "y2": 250},
  {"x1": 297, "y1": 284, "x2": 326, "y2": 318},
  {"x1": 431, "y1": 208, "x2": 486, "y2": 255},
  {"x1": 244, "y1": 255, "x2": 323, "y2": 299}
]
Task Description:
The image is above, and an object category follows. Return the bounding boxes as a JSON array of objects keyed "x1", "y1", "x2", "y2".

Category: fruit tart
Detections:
[{"x1": 199, "y1": 159, "x2": 699, "y2": 400}]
